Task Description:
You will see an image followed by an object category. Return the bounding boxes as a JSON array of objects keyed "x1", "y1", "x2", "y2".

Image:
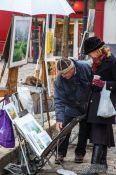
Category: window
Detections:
[{"x1": 53, "y1": 18, "x2": 78, "y2": 58}]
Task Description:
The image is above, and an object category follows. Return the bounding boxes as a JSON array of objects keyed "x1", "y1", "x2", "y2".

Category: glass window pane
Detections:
[{"x1": 53, "y1": 19, "x2": 75, "y2": 57}]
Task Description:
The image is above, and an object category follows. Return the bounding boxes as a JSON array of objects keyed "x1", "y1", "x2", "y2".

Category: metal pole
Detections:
[{"x1": 79, "y1": 0, "x2": 88, "y2": 60}]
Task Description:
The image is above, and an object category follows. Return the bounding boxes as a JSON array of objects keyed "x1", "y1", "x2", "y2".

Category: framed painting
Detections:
[
  {"x1": 45, "y1": 60, "x2": 57, "y2": 96},
  {"x1": 8, "y1": 16, "x2": 32, "y2": 68},
  {"x1": 4, "y1": 102, "x2": 19, "y2": 122},
  {"x1": 14, "y1": 113, "x2": 52, "y2": 156}
]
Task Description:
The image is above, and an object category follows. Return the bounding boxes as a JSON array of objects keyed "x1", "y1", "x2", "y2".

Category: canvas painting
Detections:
[
  {"x1": 14, "y1": 113, "x2": 52, "y2": 156},
  {"x1": 9, "y1": 16, "x2": 32, "y2": 68},
  {"x1": 4, "y1": 102, "x2": 19, "y2": 121},
  {"x1": 46, "y1": 60, "x2": 57, "y2": 96}
]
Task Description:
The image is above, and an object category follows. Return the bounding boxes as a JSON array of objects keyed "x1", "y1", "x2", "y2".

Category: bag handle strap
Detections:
[{"x1": 3, "y1": 95, "x2": 10, "y2": 106}]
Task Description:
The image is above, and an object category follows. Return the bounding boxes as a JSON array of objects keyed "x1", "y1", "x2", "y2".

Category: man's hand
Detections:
[{"x1": 56, "y1": 122, "x2": 63, "y2": 132}]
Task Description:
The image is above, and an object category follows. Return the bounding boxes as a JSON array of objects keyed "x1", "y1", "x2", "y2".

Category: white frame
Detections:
[
  {"x1": 14, "y1": 113, "x2": 52, "y2": 156},
  {"x1": 9, "y1": 16, "x2": 32, "y2": 68},
  {"x1": 4, "y1": 102, "x2": 19, "y2": 122}
]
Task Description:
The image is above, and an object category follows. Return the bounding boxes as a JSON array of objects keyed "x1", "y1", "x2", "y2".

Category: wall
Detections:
[
  {"x1": 103, "y1": 0, "x2": 116, "y2": 44},
  {"x1": 0, "y1": 11, "x2": 12, "y2": 55},
  {"x1": 95, "y1": 0, "x2": 104, "y2": 39}
]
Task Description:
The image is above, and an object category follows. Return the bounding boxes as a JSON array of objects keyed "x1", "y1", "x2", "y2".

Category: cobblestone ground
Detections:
[
  {"x1": 37, "y1": 125, "x2": 116, "y2": 175},
  {"x1": 0, "y1": 60, "x2": 116, "y2": 175},
  {"x1": 0, "y1": 59, "x2": 36, "y2": 88}
]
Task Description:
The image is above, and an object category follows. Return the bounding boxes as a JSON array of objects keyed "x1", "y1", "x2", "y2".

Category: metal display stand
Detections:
[
  {"x1": 4, "y1": 93, "x2": 85, "y2": 175},
  {"x1": 4, "y1": 103, "x2": 84, "y2": 175}
]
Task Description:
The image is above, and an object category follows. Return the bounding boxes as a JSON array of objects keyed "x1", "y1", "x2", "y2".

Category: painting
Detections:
[
  {"x1": 4, "y1": 102, "x2": 19, "y2": 121},
  {"x1": 9, "y1": 16, "x2": 32, "y2": 68},
  {"x1": 46, "y1": 60, "x2": 57, "y2": 96},
  {"x1": 14, "y1": 113, "x2": 52, "y2": 156}
]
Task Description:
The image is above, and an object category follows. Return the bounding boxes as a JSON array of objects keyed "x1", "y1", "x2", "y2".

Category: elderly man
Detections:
[{"x1": 54, "y1": 58, "x2": 92, "y2": 164}]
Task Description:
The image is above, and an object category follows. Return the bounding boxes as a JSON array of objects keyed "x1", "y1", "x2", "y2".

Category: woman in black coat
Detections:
[{"x1": 83, "y1": 36, "x2": 116, "y2": 173}]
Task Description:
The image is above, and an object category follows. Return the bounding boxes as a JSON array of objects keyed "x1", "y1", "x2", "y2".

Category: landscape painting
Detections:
[
  {"x1": 14, "y1": 113, "x2": 52, "y2": 156},
  {"x1": 9, "y1": 16, "x2": 32, "y2": 68},
  {"x1": 4, "y1": 102, "x2": 19, "y2": 121}
]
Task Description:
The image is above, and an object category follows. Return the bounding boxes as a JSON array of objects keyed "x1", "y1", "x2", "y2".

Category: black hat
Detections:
[
  {"x1": 57, "y1": 58, "x2": 74, "y2": 74},
  {"x1": 83, "y1": 36, "x2": 105, "y2": 55}
]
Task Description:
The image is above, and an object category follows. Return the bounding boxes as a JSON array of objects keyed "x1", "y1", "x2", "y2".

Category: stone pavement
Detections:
[
  {"x1": 0, "y1": 61, "x2": 116, "y2": 175},
  {"x1": 37, "y1": 124, "x2": 116, "y2": 175},
  {"x1": 0, "y1": 60, "x2": 36, "y2": 87},
  {"x1": 0, "y1": 112, "x2": 56, "y2": 175}
]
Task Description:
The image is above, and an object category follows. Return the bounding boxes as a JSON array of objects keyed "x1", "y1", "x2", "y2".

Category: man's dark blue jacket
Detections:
[{"x1": 54, "y1": 60, "x2": 92, "y2": 122}]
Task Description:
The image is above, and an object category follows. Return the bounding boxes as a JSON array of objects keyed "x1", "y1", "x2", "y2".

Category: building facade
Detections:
[{"x1": 1, "y1": 0, "x2": 115, "y2": 58}]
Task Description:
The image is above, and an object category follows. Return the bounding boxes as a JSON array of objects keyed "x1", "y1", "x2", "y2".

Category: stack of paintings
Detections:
[{"x1": 4, "y1": 102, "x2": 52, "y2": 156}]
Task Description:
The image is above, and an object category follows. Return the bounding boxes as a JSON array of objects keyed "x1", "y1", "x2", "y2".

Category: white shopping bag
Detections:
[
  {"x1": 57, "y1": 169, "x2": 77, "y2": 175},
  {"x1": 97, "y1": 83, "x2": 116, "y2": 118}
]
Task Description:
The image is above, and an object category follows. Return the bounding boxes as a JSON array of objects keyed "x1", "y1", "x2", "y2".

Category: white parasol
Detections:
[{"x1": 0, "y1": 0, "x2": 75, "y2": 16}]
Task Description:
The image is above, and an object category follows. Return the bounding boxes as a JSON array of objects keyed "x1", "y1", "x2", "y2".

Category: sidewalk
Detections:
[
  {"x1": 37, "y1": 125, "x2": 116, "y2": 175},
  {"x1": 0, "y1": 62, "x2": 116, "y2": 174},
  {"x1": 0, "y1": 123, "x2": 116, "y2": 175},
  {"x1": 0, "y1": 112, "x2": 56, "y2": 175}
]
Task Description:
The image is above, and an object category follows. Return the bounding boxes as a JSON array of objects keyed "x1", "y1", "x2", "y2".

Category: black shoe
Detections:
[
  {"x1": 55, "y1": 154, "x2": 64, "y2": 164},
  {"x1": 75, "y1": 154, "x2": 84, "y2": 163}
]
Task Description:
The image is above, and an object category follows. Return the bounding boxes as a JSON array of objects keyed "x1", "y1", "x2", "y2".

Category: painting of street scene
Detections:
[{"x1": 9, "y1": 16, "x2": 32, "y2": 68}]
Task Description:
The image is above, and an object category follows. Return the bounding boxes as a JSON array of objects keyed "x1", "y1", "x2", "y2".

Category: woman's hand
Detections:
[{"x1": 92, "y1": 79, "x2": 105, "y2": 88}]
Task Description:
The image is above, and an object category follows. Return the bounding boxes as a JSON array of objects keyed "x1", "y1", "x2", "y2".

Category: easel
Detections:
[
  {"x1": 0, "y1": 25, "x2": 18, "y2": 98},
  {"x1": 0, "y1": 15, "x2": 52, "y2": 135},
  {"x1": 36, "y1": 17, "x2": 53, "y2": 136}
]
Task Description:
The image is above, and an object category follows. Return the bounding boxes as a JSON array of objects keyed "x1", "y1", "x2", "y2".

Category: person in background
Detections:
[
  {"x1": 83, "y1": 36, "x2": 116, "y2": 174},
  {"x1": 54, "y1": 58, "x2": 92, "y2": 164}
]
